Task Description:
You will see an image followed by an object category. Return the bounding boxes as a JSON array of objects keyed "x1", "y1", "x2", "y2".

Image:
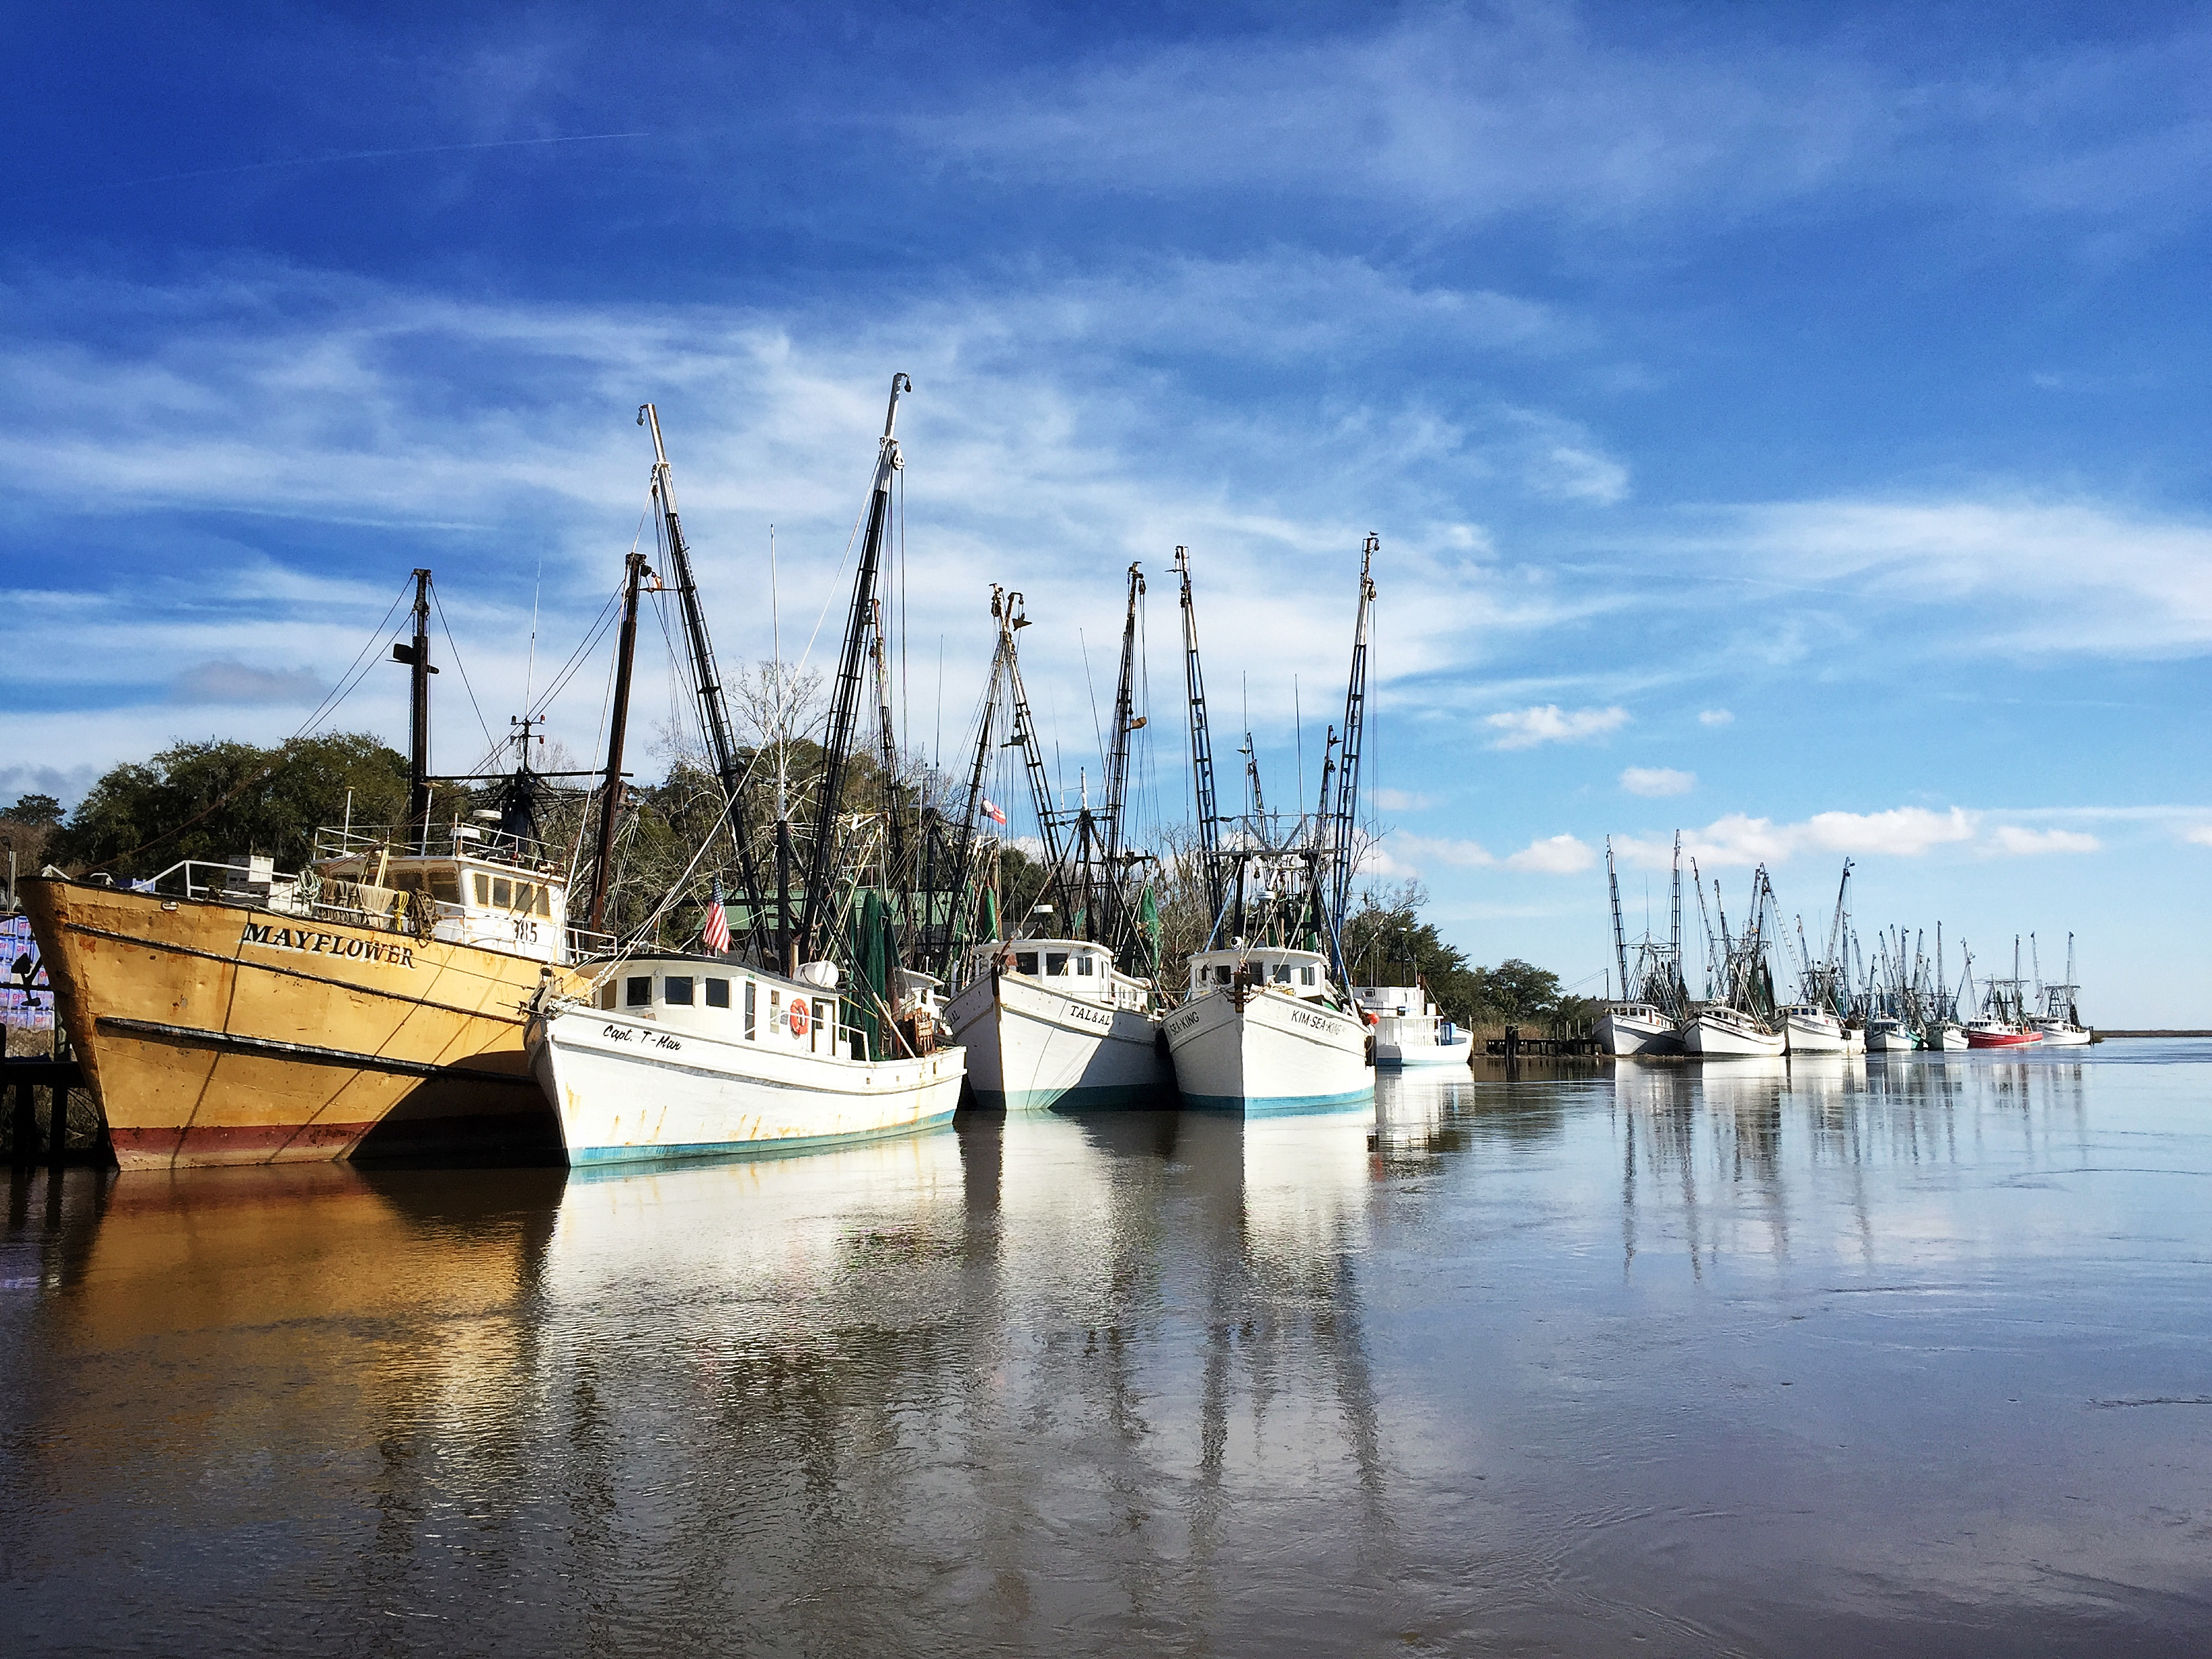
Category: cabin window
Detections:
[
  {"x1": 512, "y1": 882, "x2": 535, "y2": 913},
  {"x1": 1077, "y1": 956, "x2": 1094, "y2": 977},
  {"x1": 769, "y1": 989, "x2": 781, "y2": 1033},
  {"x1": 813, "y1": 1000, "x2": 832, "y2": 1048},
  {"x1": 535, "y1": 886, "x2": 552, "y2": 918},
  {"x1": 1301, "y1": 966, "x2": 1317, "y2": 986},
  {"x1": 664, "y1": 976, "x2": 694, "y2": 1006},
  {"x1": 1016, "y1": 952, "x2": 1038, "y2": 975},
  {"x1": 388, "y1": 871, "x2": 422, "y2": 894},
  {"x1": 743, "y1": 980, "x2": 757, "y2": 1038},
  {"x1": 705, "y1": 978, "x2": 730, "y2": 1009},
  {"x1": 598, "y1": 981, "x2": 616, "y2": 1010},
  {"x1": 626, "y1": 977, "x2": 652, "y2": 1008},
  {"x1": 430, "y1": 871, "x2": 461, "y2": 904},
  {"x1": 492, "y1": 878, "x2": 512, "y2": 909},
  {"x1": 1046, "y1": 952, "x2": 1069, "y2": 976},
  {"x1": 473, "y1": 873, "x2": 491, "y2": 906},
  {"x1": 1216, "y1": 965, "x2": 1233, "y2": 984},
  {"x1": 1272, "y1": 964, "x2": 1291, "y2": 984}
]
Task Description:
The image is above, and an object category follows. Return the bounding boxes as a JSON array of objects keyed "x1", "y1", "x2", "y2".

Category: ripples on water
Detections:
[{"x1": 4, "y1": 1047, "x2": 2211, "y2": 1656}]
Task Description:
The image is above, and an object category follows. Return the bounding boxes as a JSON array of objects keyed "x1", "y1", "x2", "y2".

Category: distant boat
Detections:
[
  {"x1": 1597, "y1": 1001, "x2": 1681, "y2": 1057},
  {"x1": 1683, "y1": 1004, "x2": 1786, "y2": 1058},
  {"x1": 1864, "y1": 1015, "x2": 1917, "y2": 1052},
  {"x1": 1963, "y1": 1019, "x2": 2038, "y2": 1049},
  {"x1": 1355, "y1": 981, "x2": 1475, "y2": 1067},
  {"x1": 2034, "y1": 932, "x2": 2093, "y2": 1046},
  {"x1": 1925, "y1": 1020, "x2": 1968, "y2": 1052},
  {"x1": 1778, "y1": 1004, "x2": 1849, "y2": 1054}
]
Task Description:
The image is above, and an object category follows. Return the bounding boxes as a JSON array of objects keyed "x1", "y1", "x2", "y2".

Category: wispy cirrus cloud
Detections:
[
  {"x1": 1486, "y1": 703, "x2": 1629, "y2": 750},
  {"x1": 1381, "y1": 830, "x2": 1596, "y2": 876}
]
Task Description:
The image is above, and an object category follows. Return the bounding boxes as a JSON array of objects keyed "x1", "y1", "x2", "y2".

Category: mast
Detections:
[
  {"x1": 587, "y1": 551, "x2": 650, "y2": 933},
  {"x1": 637, "y1": 404, "x2": 767, "y2": 948},
  {"x1": 391, "y1": 569, "x2": 436, "y2": 853},
  {"x1": 1668, "y1": 831, "x2": 1685, "y2": 1014},
  {"x1": 795, "y1": 372, "x2": 910, "y2": 968},
  {"x1": 1324, "y1": 535, "x2": 1379, "y2": 958},
  {"x1": 941, "y1": 587, "x2": 1013, "y2": 962},
  {"x1": 1175, "y1": 546, "x2": 1225, "y2": 939},
  {"x1": 1606, "y1": 837, "x2": 1629, "y2": 1000},
  {"x1": 1099, "y1": 561, "x2": 1146, "y2": 956}
]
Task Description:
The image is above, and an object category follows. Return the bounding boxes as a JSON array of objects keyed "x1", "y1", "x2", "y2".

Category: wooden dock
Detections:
[{"x1": 2, "y1": 1056, "x2": 107, "y2": 1167}]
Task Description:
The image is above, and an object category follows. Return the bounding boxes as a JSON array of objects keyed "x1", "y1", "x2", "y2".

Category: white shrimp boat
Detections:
[
  {"x1": 1166, "y1": 945, "x2": 1374, "y2": 1115},
  {"x1": 1683, "y1": 1004, "x2": 1786, "y2": 1059},
  {"x1": 1780, "y1": 1004, "x2": 1849, "y2": 1054},
  {"x1": 1596, "y1": 1002, "x2": 1681, "y2": 1057},
  {"x1": 1864, "y1": 1016, "x2": 1917, "y2": 1052},
  {"x1": 945, "y1": 938, "x2": 1168, "y2": 1110},
  {"x1": 2035, "y1": 1018, "x2": 2092, "y2": 1047},
  {"x1": 1353, "y1": 982, "x2": 1474, "y2": 1067},
  {"x1": 530, "y1": 956, "x2": 964, "y2": 1165},
  {"x1": 1925, "y1": 1020, "x2": 1968, "y2": 1052}
]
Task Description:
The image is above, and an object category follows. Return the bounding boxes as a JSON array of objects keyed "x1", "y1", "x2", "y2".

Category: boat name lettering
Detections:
[
  {"x1": 239, "y1": 920, "x2": 414, "y2": 968},
  {"x1": 1290, "y1": 1008, "x2": 1333, "y2": 1030},
  {"x1": 1166, "y1": 1008, "x2": 1202, "y2": 1037},
  {"x1": 602, "y1": 1023, "x2": 680, "y2": 1051},
  {"x1": 1065, "y1": 1002, "x2": 1114, "y2": 1029}
]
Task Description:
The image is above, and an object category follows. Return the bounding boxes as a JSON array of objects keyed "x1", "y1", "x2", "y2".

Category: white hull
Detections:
[
  {"x1": 945, "y1": 967, "x2": 1168, "y2": 1111},
  {"x1": 1865, "y1": 1024, "x2": 1917, "y2": 1052},
  {"x1": 2035, "y1": 1021, "x2": 2093, "y2": 1046},
  {"x1": 1927, "y1": 1023, "x2": 1969, "y2": 1052},
  {"x1": 1683, "y1": 1010, "x2": 1786, "y2": 1059},
  {"x1": 1377, "y1": 1034, "x2": 1474, "y2": 1067},
  {"x1": 531, "y1": 1001, "x2": 965, "y2": 1166},
  {"x1": 1597, "y1": 1008, "x2": 1681, "y2": 1057},
  {"x1": 1164, "y1": 986, "x2": 1374, "y2": 1113},
  {"x1": 1783, "y1": 1010, "x2": 1849, "y2": 1054}
]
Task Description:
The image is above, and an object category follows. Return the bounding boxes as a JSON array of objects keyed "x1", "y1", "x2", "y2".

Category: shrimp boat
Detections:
[
  {"x1": 1353, "y1": 983, "x2": 1473, "y2": 1067},
  {"x1": 1163, "y1": 540, "x2": 1377, "y2": 1114},
  {"x1": 1962, "y1": 937, "x2": 2041, "y2": 1048},
  {"x1": 1683, "y1": 1003, "x2": 1786, "y2": 1058},
  {"x1": 1597, "y1": 834, "x2": 1689, "y2": 1056},
  {"x1": 1864, "y1": 1015, "x2": 1918, "y2": 1052},
  {"x1": 529, "y1": 379, "x2": 968, "y2": 1164},
  {"x1": 940, "y1": 575, "x2": 1169, "y2": 1111},
  {"x1": 1779, "y1": 1004, "x2": 1849, "y2": 1054},
  {"x1": 23, "y1": 571, "x2": 608, "y2": 1168},
  {"x1": 2034, "y1": 932, "x2": 2093, "y2": 1046}
]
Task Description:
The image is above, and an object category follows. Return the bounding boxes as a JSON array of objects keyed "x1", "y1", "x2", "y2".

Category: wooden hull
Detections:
[{"x1": 23, "y1": 878, "x2": 578, "y2": 1170}]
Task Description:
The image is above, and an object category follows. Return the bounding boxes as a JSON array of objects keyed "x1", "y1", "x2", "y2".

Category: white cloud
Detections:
[
  {"x1": 2186, "y1": 826, "x2": 2212, "y2": 847},
  {"x1": 1620, "y1": 766, "x2": 1695, "y2": 797},
  {"x1": 1698, "y1": 708, "x2": 1734, "y2": 726},
  {"x1": 1616, "y1": 806, "x2": 1980, "y2": 867},
  {"x1": 1714, "y1": 495, "x2": 2212, "y2": 657},
  {"x1": 1504, "y1": 834, "x2": 1598, "y2": 874},
  {"x1": 1988, "y1": 825, "x2": 2101, "y2": 856},
  {"x1": 1485, "y1": 703, "x2": 1630, "y2": 750},
  {"x1": 1387, "y1": 832, "x2": 1494, "y2": 870}
]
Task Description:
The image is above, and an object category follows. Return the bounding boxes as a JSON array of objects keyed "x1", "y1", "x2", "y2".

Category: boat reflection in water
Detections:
[{"x1": 2, "y1": 1046, "x2": 2200, "y2": 1654}]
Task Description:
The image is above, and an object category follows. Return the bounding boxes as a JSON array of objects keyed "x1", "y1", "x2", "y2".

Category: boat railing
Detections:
[
  {"x1": 310, "y1": 821, "x2": 565, "y2": 876},
  {"x1": 144, "y1": 857, "x2": 284, "y2": 905}
]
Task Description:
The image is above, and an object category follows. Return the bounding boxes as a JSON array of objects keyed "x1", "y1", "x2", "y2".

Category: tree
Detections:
[
  {"x1": 47, "y1": 733, "x2": 409, "y2": 879},
  {"x1": 1, "y1": 794, "x2": 62, "y2": 827}
]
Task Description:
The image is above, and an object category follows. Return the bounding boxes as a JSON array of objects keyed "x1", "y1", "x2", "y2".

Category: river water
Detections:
[{"x1": 3, "y1": 1046, "x2": 2210, "y2": 1656}]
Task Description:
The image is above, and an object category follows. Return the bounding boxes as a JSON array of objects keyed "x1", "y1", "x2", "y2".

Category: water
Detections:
[{"x1": 4, "y1": 1046, "x2": 2211, "y2": 1656}]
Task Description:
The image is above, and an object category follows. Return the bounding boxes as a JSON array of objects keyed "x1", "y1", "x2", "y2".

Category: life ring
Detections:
[{"x1": 789, "y1": 1000, "x2": 811, "y2": 1038}]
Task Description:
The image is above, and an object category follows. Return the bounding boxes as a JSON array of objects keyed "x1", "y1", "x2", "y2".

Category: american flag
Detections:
[
  {"x1": 981, "y1": 796, "x2": 1007, "y2": 825},
  {"x1": 702, "y1": 879, "x2": 731, "y2": 955}
]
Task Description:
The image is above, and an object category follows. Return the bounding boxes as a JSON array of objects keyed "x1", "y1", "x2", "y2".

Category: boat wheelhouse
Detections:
[
  {"x1": 1353, "y1": 982, "x2": 1472, "y2": 1068},
  {"x1": 1597, "y1": 1001, "x2": 1680, "y2": 1057}
]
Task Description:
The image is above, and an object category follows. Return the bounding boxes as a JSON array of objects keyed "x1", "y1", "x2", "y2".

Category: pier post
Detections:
[
  {"x1": 9, "y1": 1076, "x2": 33, "y2": 1168},
  {"x1": 47, "y1": 1083, "x2": 68, "y2": 1167}
]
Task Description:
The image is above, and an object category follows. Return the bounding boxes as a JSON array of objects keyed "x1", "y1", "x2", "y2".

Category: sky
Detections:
[{"x1": 5, "y1": 1, "x2": 2211, "y2": 1019}]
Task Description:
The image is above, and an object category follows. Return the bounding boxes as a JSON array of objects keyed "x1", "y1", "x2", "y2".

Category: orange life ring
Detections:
[{"x1": 789, "y1": 1000, "x2": 811, "y2": 1037}]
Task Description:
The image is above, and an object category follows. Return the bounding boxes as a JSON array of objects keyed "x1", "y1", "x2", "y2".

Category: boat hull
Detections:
[
  {"x1": 531, "y1": 1002, "x2": 965, "y2": 1164},
  {"x1": 2036, "y1": 1022, "x2": 2093, "y2": 1047},
  {"x1": 1164, "y1": 987, "x2": 1373, "y2": 1114},
  {"x1": 1927, "y1": 1023, "x2": 1969, "y2": 1052},
  {"x1": 1964, "y1": 1027, "x2": 2040, "y2": 1049},
  {"x1": 1865, "y1": 1027, "x2": 1917, "y2": 1052},
  {"x1": 1376, "y1": 1034, "x2": 1475, "y2": 1067},
  {"x1": 944, "y1": 967, "x2": 1168, "y2": 1111},
  {"x1": 1783, "y1": 1012, "x2": 1849, "y2": 1054},
  {"x1": 1597, "y1": 1010, "x2": 1682, "y2": 1057},
  {"x1": 1683, "y1": 1012, "x2": 1786, "y2": 1059},
  {"x1": 24, "y1": 878, "x2": 574, "y2": 1169}
]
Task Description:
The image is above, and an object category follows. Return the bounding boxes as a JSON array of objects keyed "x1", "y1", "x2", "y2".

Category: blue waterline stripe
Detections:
[
  {"x1": 1179, "y1": 1087, "x2": 1375, "y2": 1118},
  {"x1": 565, "y1": 1108, "x2": 958, "y2": 1173}
]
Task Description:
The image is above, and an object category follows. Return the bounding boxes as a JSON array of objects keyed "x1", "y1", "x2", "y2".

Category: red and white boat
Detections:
[{"x1": 1962, "y1": 1019, "x2": 2039, "y2": 1049}]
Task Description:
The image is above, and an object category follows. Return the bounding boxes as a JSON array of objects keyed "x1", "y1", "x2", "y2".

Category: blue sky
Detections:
[{"x1": 5, "y1": 2, "x2": 2211, "y2": 1019}]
